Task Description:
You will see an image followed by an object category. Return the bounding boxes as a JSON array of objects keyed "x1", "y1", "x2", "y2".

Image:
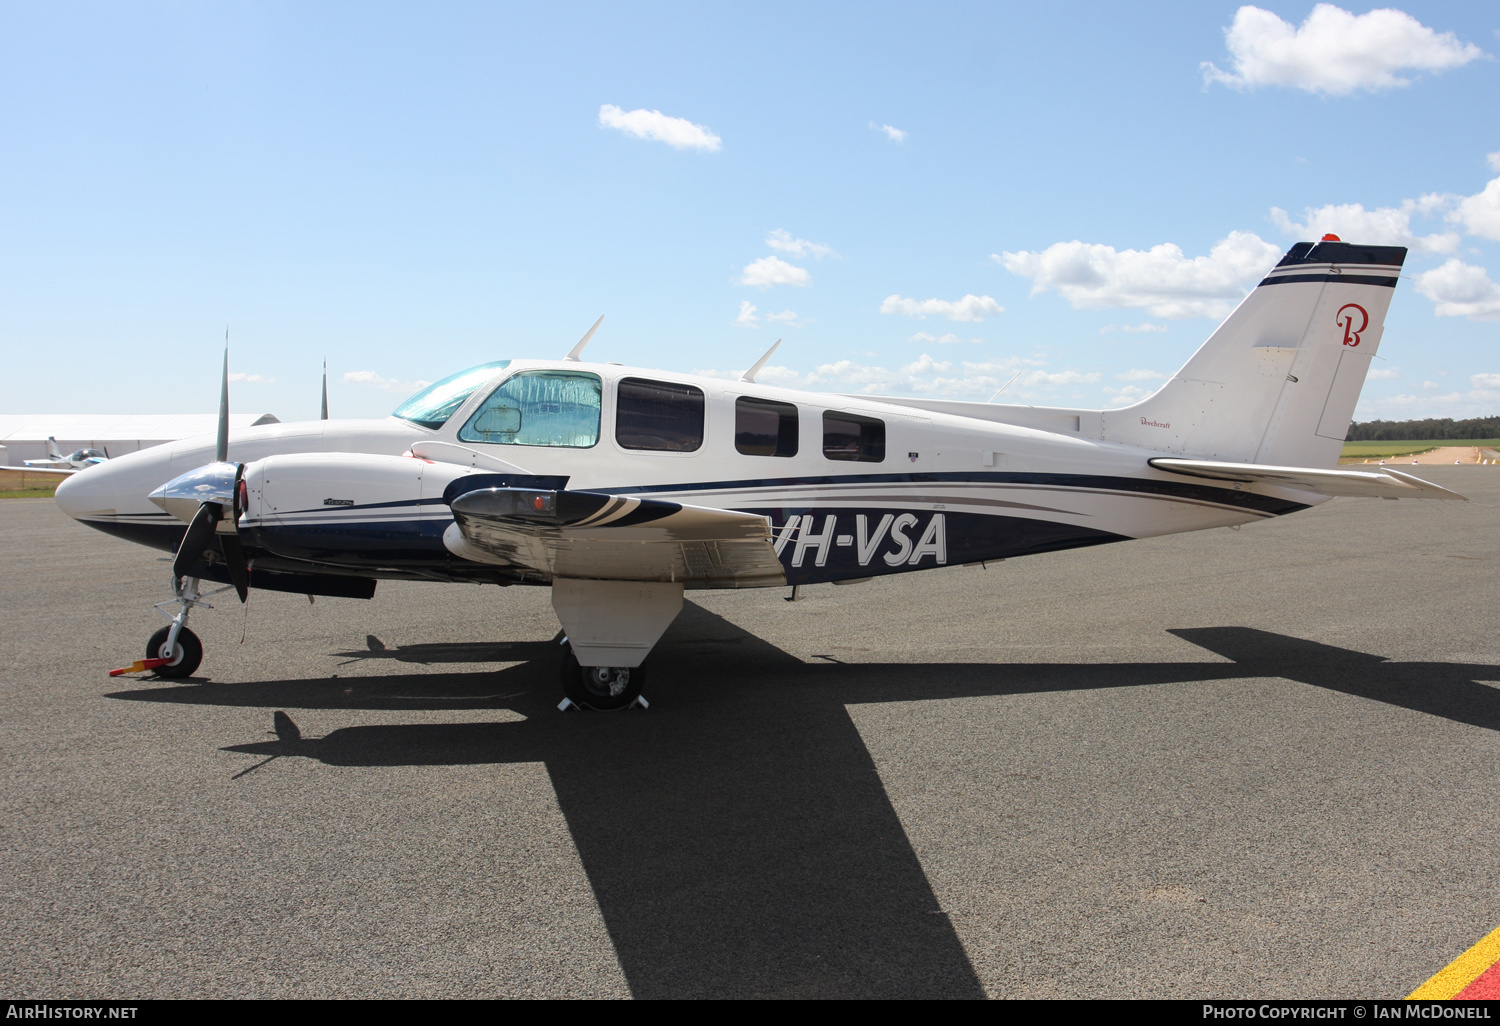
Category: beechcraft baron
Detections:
[{"x1": 56, "y1": 238, "x2": 1462, "y2": 709}]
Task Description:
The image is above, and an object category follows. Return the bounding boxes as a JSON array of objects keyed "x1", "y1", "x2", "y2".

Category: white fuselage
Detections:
[{"x1": 56, "y1": 359, "x2": 1323, "y2": 588}]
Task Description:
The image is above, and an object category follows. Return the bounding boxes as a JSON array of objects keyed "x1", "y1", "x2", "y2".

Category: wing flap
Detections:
[
  {"x1": 446, "y1": 487, "x2": 786, "y2": 587},
  {"x1": 1149, "y1": 457, "x2": 1466, "y2": 500}
]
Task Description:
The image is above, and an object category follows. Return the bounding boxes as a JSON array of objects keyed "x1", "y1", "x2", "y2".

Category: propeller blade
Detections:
[
  {"x1": 320, "y1": 359, "x2": 328, "y2": 420},
  {"x1": 216, "y1": 334, "x2": 230, "y2": 463},
  {"x1": 173, "y1": 502, "x2": 221, "y2": 581},
  {"x1": 219, "y1": 531, "x2": 250, "y2": 603}
]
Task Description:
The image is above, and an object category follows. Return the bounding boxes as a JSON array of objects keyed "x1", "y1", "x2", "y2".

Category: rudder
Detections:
[{"x1": 1101, "y1": 240, "x2": 1406, "y2": 468}]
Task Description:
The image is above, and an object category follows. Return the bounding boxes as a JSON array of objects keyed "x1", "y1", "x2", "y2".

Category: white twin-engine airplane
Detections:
[{"x1": 56, "y1": 238, "x2": 1462, "y2": 709}]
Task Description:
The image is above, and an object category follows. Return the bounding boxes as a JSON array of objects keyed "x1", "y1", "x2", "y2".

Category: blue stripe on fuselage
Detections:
[{"x1": 602, "y1": 470, "x2": 1308, "y2": 517}]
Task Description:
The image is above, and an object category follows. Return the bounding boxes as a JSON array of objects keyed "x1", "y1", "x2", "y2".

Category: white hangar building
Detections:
[{"x1": 0, "y1": 413, "x2": 280, "y2": 465}]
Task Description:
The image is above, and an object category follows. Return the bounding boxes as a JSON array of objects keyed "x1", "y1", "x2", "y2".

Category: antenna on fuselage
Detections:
[
  {"x1": 216, "y1": 330, "x2": 230, "y2": 463},
  {"x1": 321, "y1": 360, "x2": 328, "y2": 420},
  {"x1": 564, "y1": 316, "x2": 605, "y2": 362},
  {"x1": 986, "y1": 371, "x2": 1022, "y2": 403},
  {"x1": 740, "y1": 338, "x2": 782, "y2": 383}
]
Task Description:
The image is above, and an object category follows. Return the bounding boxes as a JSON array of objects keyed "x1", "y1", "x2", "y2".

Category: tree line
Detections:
[{"x1": 1345, "y1": 417, "x2": 1500, "y2": 441}]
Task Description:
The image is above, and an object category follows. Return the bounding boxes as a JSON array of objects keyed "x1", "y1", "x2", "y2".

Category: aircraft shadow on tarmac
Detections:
[
  {"x1": 331, "y1": 635, "x2": 545, "y2": 667},
  {"x1": 106, "y1": 603, "x2": 1500, "y2": 999}
]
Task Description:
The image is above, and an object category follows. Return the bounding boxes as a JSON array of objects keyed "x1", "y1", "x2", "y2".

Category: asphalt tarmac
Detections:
[{"x1": 3, "y1": 467, "x2": 1498, "y2": 999}]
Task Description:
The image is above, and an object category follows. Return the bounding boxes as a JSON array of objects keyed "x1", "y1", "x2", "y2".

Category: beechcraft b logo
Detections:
[{"x1": 1337, "y1": 303, "x2": 1368, "y2": 347}]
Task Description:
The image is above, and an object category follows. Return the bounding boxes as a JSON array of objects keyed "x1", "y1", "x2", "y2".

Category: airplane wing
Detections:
[
  {"x1": 1149, "y1": 458, "x2": 1466, "y2": 500},
  {"x1": 445, "y1": 487, "x2": 787, "y2": 588}
]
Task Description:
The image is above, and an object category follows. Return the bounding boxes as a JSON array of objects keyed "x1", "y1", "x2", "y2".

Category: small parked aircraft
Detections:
[
  {"x1": 56, "y1": 238, "x2": 1462, "y2": 709},
  {"x1": 25, "y1": 437, "x2": 108, "y2": 471}
]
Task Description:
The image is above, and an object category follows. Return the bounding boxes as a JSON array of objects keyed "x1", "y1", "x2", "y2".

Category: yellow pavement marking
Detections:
[{"x1": 1408, "y1": 923, "x2": 1500, "y2": 999}]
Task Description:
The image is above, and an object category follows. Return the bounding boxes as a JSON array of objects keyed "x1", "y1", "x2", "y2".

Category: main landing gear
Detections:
[
  {"x1": 550, "y1": 578, "x2": 683, "y2": 712},
  {"x1": 559, "y1": 642, "x2": 645, "y2": 711}
]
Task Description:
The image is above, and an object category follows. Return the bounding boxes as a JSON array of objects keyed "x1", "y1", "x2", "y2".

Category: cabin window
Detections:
[
  {"x1": 392, "y1": 360, "x2": 510, "y2": 429},
  {"x1": 457, "y1": 370, "x2": 601, "y2": 447},
  {"x1": 735, "y1": 396, "x2": 798, "y2": 457},
  {"x1": 616, "y1": 378, "x2": 704, "y2": 452},
  {"x1": 823, "y1": 411, "x2": 885, "y2": 462}
]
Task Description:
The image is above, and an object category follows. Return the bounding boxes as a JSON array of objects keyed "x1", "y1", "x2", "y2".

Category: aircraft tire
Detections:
[
  {"x1": 559, "y1": 643, "x2": 643, "y2": 711},
  {"x1": 147, "y1": 626, "x2": 203, "y2": 679}
]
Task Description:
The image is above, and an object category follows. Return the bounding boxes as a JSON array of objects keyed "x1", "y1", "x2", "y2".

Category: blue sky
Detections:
[{"x1": 2, "y1": 1, "x2": 1496, "y2": 422}]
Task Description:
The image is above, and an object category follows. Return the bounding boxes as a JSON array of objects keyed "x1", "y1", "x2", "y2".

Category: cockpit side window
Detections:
[
  {"x1": 457, "y1": 370, "x2": 602, "y2": 448},
  {"x1": 392, "y1": 361, "x2": 511, "y2": 429},
  {"x1": 616, "y1": 378, "x2": 704, "y2": 452}
]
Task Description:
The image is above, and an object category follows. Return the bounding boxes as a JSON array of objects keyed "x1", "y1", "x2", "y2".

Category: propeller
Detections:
[{"x1": 148, "y1": 338, "x2": 251, "y2": 602}]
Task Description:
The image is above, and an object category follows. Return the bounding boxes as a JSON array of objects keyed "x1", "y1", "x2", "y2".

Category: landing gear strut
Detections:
[
  {"x1": 559, "y1": 642, "x2": 644, "y2": 711},
  {"x1": 145, "y1": 576, "x2": 232, "y2": 679}
]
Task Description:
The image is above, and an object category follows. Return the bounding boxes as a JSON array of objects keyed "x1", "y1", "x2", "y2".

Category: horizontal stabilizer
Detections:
[
  {"x1": 1149, "y1": 458, "x2": 1466, "y2": 500},
  {"x1": 445, "y1": 487, "x2": 786, "y2": 587}
]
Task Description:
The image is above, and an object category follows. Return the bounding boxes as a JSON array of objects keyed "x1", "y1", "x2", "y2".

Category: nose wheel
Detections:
[
  {"x1": 146, "y1": 625, "x2": 203, "y2": 679},
  {"x1": 559, "y1": 643, "x2": 644, "y2": 711}
]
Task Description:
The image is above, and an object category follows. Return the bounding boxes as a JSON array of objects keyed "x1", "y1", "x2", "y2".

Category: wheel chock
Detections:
[
  {"x1": 108, "y1": 657, "x2": 173, "y2": 677},
  {"x1": 629, "y1": 695, "x2": 650, "y2": 710},
  {"x1": 557, "y1": 697, "x2": 579, "y2": 712}
]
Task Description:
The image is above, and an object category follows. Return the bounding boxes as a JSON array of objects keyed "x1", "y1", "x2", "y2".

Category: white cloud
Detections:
[
  {"x1": 1100, "y1": 322, "x2": 1168, "y2": 334},
  {"x1": 734, "y1": 301, "x2": 759, "y2": 328},
  {"x1": 1116, "y1": 369, "x2": 1167, "y2": 382},
  {"x1": 228, "y1": 372, "x2": 275, "y2": 384},
  {"x1": 880, "y1": 294, "x2": 1003, "y2": 322},
  {"x1": 702, "y1": 352, "x2": 1117, "y2": 403},
  {"x1": 1025, "y1": 370, "x2": 1102, "y2": 386},
  {"x1": 1202, "y1": 4, "x2": 1484, "y2": 95},
  {"x1": 765, "y1": 309, "x2": 803, "y2": 327},
  {"x1": 1356, "y1": 373, "x2": 1500, "y2": 420},
  {"x1": 870, "y1": 122, "x2": 907, "y2": 143},
  {"x1": 707, "y1": 351, "x2": 1096, "y2": 401},
  {"x1": 344, "y1": 370, "x2": 431, "y2": 394},
  {"x1": 738, "y1": 256, "x2": 811, "y2": 288},
  {"x1": 1415, "y1": 259, "x2": 1500, "y2": 320},
  {"x1": 1270, "y1": 201, "x2": 1459, "y2": 253},
  {"x1": 1105, "y1": 385, "x2": 1155, "y2": 407},
  {"x1": 903, "y1": 354, "x2": 953, "y2": 375},
  {"x1": 765, "y1": 229, "x2": 837, "y2": 260},
  {"x1": 1450, "y1": 176, "x2": 1500, "y2": 241},
  {"x1": 598, "y1": 104, "x2": 721, "y2": 151},
  {"x1": 1366, "y1": 367, "x2": 1401, "y2": 380},
  {"x1": 907, "y1": 332, "x2": 979, "y2": 345},
  {"x1": 1489, "y1": 153, "x2": 1500, "y2": 173},
  {"x1": 997, "y1": 231, "x2": 1281, "y2": 320}
]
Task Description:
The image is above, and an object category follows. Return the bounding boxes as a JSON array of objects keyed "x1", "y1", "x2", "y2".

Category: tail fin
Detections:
[
  {"x1": 47, "y1": 436, "x2": 63, "y2": 459},
  {"x1": 1103, "y1": 241, "x2": 1405, "y2": 467}
]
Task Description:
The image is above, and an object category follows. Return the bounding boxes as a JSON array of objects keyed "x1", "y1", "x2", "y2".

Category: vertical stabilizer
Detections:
[{"x1": 1102, "y1": 241, "x2": 1406, "y2": 468}]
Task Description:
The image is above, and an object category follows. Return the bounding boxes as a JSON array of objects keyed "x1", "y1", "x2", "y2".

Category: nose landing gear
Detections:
[
  {"x1": 117, "y1": 575, "x2": 234, "y2": 679},
  {"x1": 146, "y1": 624, "x2": 203, "y2": 679}
]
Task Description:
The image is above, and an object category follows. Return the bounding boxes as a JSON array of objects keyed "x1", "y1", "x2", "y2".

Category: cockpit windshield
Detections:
[{"x1": 391, "y1": 361, "x2": 511, "y2": 429}]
